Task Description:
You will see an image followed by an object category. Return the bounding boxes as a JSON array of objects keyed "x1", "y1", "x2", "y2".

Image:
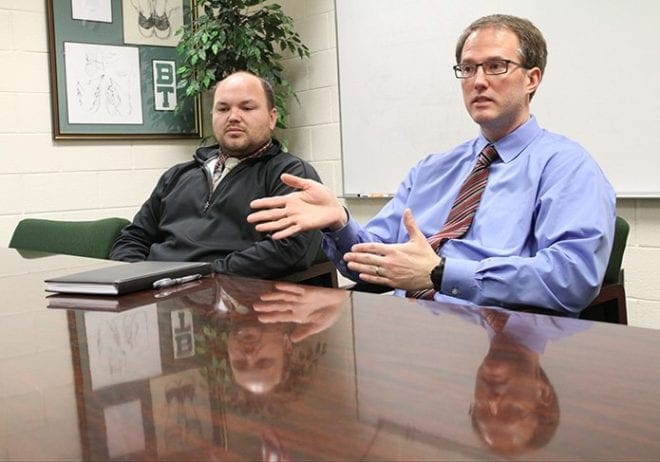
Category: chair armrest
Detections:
[
  {"x1": 349, "y1": 281, "x2": 393, "y2": 294},
  {"x1": 281, "y1": 261, "x2": 339, "y2": 288}
]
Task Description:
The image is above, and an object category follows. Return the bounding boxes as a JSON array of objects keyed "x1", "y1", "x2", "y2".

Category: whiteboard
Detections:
[{"x1": 336, "y1": 0, "x2": 660, "y2": 197}]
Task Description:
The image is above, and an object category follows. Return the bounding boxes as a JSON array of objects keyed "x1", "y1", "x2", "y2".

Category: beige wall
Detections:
[
  {"x1": 0, "y1": 2, "x2": 202, "y2": 239},
  {"x1": 1, "y1": 1, "x2": 659, "y2": 328}
]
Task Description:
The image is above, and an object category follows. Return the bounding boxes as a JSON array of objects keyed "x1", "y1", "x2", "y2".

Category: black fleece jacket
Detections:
[{"x1": 109, "y1": 139, "x2": 323, "y2": 279}]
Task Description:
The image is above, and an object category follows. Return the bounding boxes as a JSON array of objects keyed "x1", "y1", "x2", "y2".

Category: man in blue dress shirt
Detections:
[{"x1": 248, "y1": 14, "x2": 616, "y2": 316}]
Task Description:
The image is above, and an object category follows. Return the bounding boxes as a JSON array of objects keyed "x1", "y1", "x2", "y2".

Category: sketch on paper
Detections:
[
  {"x1": 104, "y1": 400, "x2": 146, "y2": 458},
  {"x1": 64, "y1": 42, "x2": 143, "y2": 125},
  {"x1": 122, "y1": 0, "x2": 185, "y2": 47},
  {"x1": 71, "y1": 0, "x2": 113, "y2": 22},
  {"x1": 85, "y1": 305, "x2": 162, "y2": 390},
  {"x1": 150, "y1": 369, "x2": 213, "y2": 456}
]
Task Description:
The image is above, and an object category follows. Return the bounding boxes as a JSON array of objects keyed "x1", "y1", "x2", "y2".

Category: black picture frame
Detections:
[{"x1": 45, "y1": 0, "x2": 201, "y2": 140}]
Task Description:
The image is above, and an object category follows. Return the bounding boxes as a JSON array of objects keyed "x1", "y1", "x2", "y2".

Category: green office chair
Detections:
[
  {"x1": 580, "y1": 216, "x2": 630, "y2": 324},
  {"x1": 9, "y1": 217, "x2": 130, "y2": 260}
]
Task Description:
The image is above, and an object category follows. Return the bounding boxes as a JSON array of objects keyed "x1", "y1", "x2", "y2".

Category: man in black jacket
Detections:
[{"x1": 110, "y1": 71, "x2": 322, "y2": 279}]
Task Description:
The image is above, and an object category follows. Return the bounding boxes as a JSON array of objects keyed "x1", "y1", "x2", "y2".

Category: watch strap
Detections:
[{"x1": 430, "y1": 257, "x2": 446, "y2": 292}]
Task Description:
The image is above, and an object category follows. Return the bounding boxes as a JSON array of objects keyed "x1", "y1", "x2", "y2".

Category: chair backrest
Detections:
[
  {"x1": 604, "y1": 216, "x2": 630, "y2": 284},
  {"x1": 9, "y1": 217, "x2": 130, "y2": 260},
  {"x1": 579, "y1": 215, "x2": 630, "y2": 324}
]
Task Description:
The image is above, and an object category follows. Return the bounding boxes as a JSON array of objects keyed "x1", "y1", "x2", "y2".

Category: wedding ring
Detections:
[{"x1": 375, "y1": 266, "x2": 381, "y2": 276}]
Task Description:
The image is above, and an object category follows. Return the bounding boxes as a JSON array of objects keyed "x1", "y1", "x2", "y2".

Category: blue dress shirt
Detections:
[{"x1": 323, "y1": 117, "x2": 616, "y2": 316}]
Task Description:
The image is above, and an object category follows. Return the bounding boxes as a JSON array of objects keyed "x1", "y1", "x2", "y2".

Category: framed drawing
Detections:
[
  {"x1": 83, "y1": 305, "x2": 163, "y2": 390},
  {"x1": 67, "y1": 308, "x2": 159, "y2": 460},
  {"x1": 46, "y1": 0, "x2": 201, "y2": 140},
  {"x1": 65, "y1": 297, "x2": 216, "y2": 460},
  {"x1": 149, "y1": 368, "x2": 214, "y2": 456}
]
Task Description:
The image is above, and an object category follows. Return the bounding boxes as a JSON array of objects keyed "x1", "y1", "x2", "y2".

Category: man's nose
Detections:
[
  {"x1": 472, "y1": 66, "x2": 489, "y2": 87},
  {"x1": 241, "y1": 342, "x2": 259, "y2": 355},
  {"x1": 487, "y1": 397, "x2": 501, "y2": 416},
  {"x1": 228, "y1": 107, "x2": 242, "y2": 120}
]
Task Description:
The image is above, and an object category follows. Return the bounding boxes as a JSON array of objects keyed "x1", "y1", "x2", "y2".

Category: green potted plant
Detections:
[{"x1": 176, "y1": 0, "x2": 310, "y2": 128}]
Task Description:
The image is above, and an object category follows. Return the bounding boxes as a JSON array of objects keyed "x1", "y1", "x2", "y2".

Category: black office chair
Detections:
[
  {"x1": 9, "y1": 217, "x2": 130, "y2": 260},
  {"x1": 579, "y1": 216, "x2": 630, "y2": 324},
  {"x1": 281, "y1": 246, "x2": 339, "y2": 288}
]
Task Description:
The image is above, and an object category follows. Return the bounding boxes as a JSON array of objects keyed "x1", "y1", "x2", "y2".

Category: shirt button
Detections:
[{"x1": 451, "y1": 288, "x2": 459, "y2": 295}]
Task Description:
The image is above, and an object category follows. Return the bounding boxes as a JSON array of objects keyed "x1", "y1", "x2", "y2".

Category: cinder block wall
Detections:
[{"x1": 0, "y1": 3, "x2": 201, "y2": 242}]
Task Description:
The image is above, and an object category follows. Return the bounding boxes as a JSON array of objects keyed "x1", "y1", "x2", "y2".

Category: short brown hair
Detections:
[
  {"x1": 471, "y1": 367, "x2": 559, "y2": 454},
  {"x1": 455, "y1": 14, "x2": 547, "y2": 74}
]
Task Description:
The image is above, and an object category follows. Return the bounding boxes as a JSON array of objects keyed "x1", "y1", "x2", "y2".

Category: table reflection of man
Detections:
[
  {"x1": 472, "y1": 308, "x2": 559, "y2": 454},
  {"x1": 162, "y1": 278, "x2": 350, "y2": 461},
  {"x1": 170, "y1": 278, "x2": 292, "y2": 396},
  {"x1": 228, "y1": 281, "x2": 349, "y2": 394},
  {"x1": 173, "y1": 277, "x2": 348, "y2": 398},
  {"x1": 420, "y1": 300, "x2": 588, "y2": 455},
  {"x1": 227, "y1": 319, "x2": 293, "y2": 395}
]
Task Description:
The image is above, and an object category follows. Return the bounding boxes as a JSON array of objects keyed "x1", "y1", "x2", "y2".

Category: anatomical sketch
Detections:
[
  {"x1": 64, "y1": 42, "x2": 143, "y2": 125},
  {"x1": 85, "y1": 305, "x2": 162, "y2": 390}
]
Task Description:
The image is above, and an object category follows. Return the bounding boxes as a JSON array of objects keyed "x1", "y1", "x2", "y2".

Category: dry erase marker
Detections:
[
  {"x1": 153, "y1": 273, "x2": 202, "y2": 289},
  {"x1": 356, "y1": 193, "x2": 390, "y2": 198}
]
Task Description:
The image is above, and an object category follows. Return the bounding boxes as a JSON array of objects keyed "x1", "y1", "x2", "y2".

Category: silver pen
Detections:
[{"x1": 153, "y1": 273, "x2": 203, "y2": 290}]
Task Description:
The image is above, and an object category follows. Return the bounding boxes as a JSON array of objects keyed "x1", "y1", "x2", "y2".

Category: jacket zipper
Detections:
[{"x1": 203, "y1": 160, "x2": 214, "y2": 214}]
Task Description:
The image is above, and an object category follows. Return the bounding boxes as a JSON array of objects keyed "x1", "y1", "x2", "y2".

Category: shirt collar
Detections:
[
  {"x1": 216, "y1": 138, "x2": 274, "y2": 166},
  {"x1": 476, "y1": 116, "x2": 542, "y2": 164}
]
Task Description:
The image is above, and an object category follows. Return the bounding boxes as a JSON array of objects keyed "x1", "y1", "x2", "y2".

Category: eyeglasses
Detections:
[{"x1": 453, "y1": 59, "x2": 524, "y2": 79}]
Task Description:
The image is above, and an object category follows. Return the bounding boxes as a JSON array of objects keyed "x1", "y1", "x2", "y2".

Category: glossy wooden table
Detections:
[{"x1": 2, "y1": 248, "x2": 660, "y2": 461}]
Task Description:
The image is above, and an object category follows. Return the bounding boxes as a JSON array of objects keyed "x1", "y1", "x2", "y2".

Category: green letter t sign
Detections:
[{"x1": 153, "y1": 60, "x2": 177, "y2": 111}]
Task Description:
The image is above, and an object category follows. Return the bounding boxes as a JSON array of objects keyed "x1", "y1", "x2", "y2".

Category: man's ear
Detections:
[
  {"x1": 269, "y1": 108, "x2": 278, "y2": 130},
  {"x1": 537, "y1": 380, "x2": 553, "y2": 406},
  {"x1": 526, "y1": 67, "x2": 542, "y2": 97}
]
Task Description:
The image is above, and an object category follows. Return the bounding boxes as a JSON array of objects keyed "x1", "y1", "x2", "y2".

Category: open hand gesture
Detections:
[{"x1": 248, "y1": 173, "x2": 347, "y2": 239}]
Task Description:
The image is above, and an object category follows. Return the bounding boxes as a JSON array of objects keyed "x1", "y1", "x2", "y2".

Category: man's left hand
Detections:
[{"x1": 344, "y1": 208, "x2": 441, "y2": 291}]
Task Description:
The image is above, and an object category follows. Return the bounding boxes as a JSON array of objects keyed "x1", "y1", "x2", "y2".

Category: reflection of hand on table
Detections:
[{"x1": 253, "y1": 282, "x2": 350, "y2": 343}]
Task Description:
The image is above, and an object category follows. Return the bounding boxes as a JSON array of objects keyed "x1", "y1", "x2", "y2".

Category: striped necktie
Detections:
[
  {"x1": 213, "y1": 155, "x2": 240, "y2": 189},
  {"x1": 408, "y1": 144, "x2": 499, "y2": 299},
  {"x1": 214, "y1": 152, "x2": 230, "y2": 175},
  {"x1": 481, "y1": 307, "x2": 509, "y2": 334}
]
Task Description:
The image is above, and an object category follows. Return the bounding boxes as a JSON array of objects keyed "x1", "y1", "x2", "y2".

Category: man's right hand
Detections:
[{"x1": 248, "y1": 173, "x2": 347, "y2": 239}]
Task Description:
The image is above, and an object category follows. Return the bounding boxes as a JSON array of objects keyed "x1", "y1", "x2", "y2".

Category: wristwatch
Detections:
[{"x1": 430, "y1": 257, "x2": 446, "y2": 292}]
